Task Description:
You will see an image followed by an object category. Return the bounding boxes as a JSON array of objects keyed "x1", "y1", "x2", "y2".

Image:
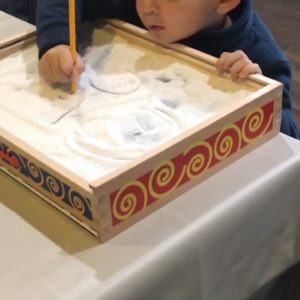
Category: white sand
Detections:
[{"x1": 0, "y1": 29, "x2": 257, "y2": 181}]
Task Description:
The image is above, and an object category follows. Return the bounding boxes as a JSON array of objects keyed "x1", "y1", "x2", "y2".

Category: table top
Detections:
[
  {"x1": 1, "y1": 133, "x2": 300, "y2": 300},
  {"x1": 0, "y1": 11, "x2": 35, "y2": 49}
]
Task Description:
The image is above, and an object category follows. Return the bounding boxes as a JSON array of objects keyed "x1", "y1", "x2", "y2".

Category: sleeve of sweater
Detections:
[
  {"x1": 264, "y1": 60, "x2": 300, "y2": 139},
  {"x1": 36, "y1": 0, "x2": 83, "y2": 59},
  {"x1": 36, "y1": 0, "x2": 139, "y2": 59}
]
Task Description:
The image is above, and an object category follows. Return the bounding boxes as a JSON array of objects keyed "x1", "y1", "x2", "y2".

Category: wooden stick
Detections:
[{"x1": 69, "y1": 0, "x2": 77, "y2": 94}]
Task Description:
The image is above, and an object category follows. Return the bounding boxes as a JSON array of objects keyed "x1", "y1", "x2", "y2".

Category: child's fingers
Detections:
[
  {"x1": 229, "y1": 58, "x2": 252, "y2": 81},
  {"x1": 38, "y1": 52, "x2": 59, "y2": 83},
  {"x1": 58, "y1": 46, "x2": 76, "y2": 74},
  {"x1": 216, "y1": 50, "x2": 247, "y2": 74},
  {"x1": 52, "y1": 55, "x2": 71, "y2": 83},
  {"x1": 216, "y1": 51, "x2": 230, "y2": 74},
  {"x1": 71, "y1": 54, "x2": 85, "y2": 81},
  {"x1": 47, "y1": 59, "x2": 58, "y2": 83},
  {"x1": 224, "y1": 50, "x2": 247, "y2": 71},
  {"x1": 238, "y1": 63, "x2": 262, "y2": 79},
  {"x1": 217, "y1": 50, "x2": 262, "y2": 81},
  {"x1": 44, "y1": 58, "x2": 65, "y2": 83},
  {"x1": 38, "y1": 59, "x2": 55, "y2": 83},
  {"x1": 38, "y1": 45, "x2": 83, "y2": 84},
  {"x1": 230, "y1": 61, "x2": 262, "y2": 81}
]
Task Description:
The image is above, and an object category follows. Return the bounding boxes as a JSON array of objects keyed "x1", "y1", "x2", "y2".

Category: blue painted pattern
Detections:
[{"x1": 0, "y1": 142, "x2": 93, "y2": 221}]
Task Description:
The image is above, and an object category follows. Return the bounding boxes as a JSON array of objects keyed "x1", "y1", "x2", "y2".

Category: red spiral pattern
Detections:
[
  {"x1": 214, "y1": 125, "x2": 241, "y2": 161},
  {"x1": 242, "y1": 107, "x2": 273, "y2": 143},
  {"x1": 185, "y1": 142, "x2": 212, "y2": 179},
  {"x1": 112, "y1": 181, "x2": 147, "y2": 222},
  {"x1": 148, "y1": 160, "x2": 186, "y2": 199},
  {"x1": 111, "y1": 101, "x2": 275, "y2": 225}
]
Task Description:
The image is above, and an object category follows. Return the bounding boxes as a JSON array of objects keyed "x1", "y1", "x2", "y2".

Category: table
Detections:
[
  {"x1": 0, "y1": 10, "x2": 35, "y2": 49},
  {"x1": 1, "y1": 133, "x2": 300, "y2": 300}
]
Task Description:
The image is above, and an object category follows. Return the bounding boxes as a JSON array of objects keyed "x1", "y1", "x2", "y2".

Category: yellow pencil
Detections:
[{"x1": 69, "y1": 0, "x2": 77, "y2": 94}]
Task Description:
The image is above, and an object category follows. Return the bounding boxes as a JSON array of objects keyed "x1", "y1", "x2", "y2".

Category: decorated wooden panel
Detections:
[
  {"x1": 0, "y1": 139, "x2": 94, "y2": 222},
  {"x1": 110, "y1": 100, "x2": 275, "y2": 225}
]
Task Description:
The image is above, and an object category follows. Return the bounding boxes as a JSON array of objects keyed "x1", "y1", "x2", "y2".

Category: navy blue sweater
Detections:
[{"x1": 36, "y1": 0, "x2": 300, "y2": 139}]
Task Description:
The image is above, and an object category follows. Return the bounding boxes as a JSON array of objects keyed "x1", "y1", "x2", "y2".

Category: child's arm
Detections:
[
  {"x1": 36, "y1": 0, "x2": 139, "y2": 84},
  {"x1": 216, "y1": 50, "x2": 262, "y2": 81},
  {"x1": 36, "y1": 0, "x2": 85, "y2": 83},
  {"x1": 36, "y1": 0, "x2": 83, "y2": 61}
]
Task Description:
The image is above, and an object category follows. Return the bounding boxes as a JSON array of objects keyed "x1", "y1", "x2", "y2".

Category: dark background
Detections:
[{"x1": 253, "y1": 0, "x2": 300, "y2": 126}]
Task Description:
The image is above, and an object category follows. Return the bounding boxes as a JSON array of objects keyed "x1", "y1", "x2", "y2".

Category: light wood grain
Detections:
[{"x1": 0, "y1": 11, "x2": 35, "y2": 49}]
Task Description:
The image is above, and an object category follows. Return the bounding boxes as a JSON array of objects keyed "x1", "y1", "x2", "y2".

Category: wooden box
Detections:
[{"x1": 0, "y1": 18, "x2": 282, "y2": 241}]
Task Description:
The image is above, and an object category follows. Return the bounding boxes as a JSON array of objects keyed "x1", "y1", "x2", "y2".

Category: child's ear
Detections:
[{"x1": 216, "y1": 0, "x2": 241, "y2": 15}]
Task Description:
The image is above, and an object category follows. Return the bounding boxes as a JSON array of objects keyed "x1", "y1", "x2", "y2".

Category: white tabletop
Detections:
[{"x1": 1, "y1": 133, "x2": 300, "y2": 300}]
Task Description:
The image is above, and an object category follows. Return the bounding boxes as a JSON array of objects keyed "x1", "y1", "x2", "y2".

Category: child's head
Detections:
[{"x1": 136, "y1": 0, "x2": 241, "y2": 44}]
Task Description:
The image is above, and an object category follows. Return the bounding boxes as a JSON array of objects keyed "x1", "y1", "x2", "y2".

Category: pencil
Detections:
[{"x1": 69, "y1": 0, "x2": 77, "y2": 94}]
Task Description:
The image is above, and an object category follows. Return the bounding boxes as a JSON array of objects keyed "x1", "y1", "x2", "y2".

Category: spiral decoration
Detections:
[
  {"x1": 111, "y1": 101, "x2": 275, "y2": 225},
  {"x1": 214, "y1": 125, "x2": 242, "y2": 161},
  {"x1": 149, "y1": 160, "x2": 186, "y2": 199},
  {"x1": 242, "y1": 107, "x2": 273, "y2": 144},
  {"x1": 44, "y1": 174, "x2": 64, "y2": 197},
  {"x1": 185, "y1": 141, "x2": 213, "y2": 179},
  {"x1": 69, "y1": 191, "x2": 86, "y2": 213},
  {"x1": 0, "y1": 142, "x2": 94, "y2": 221},
  {"x1": 112, "y1": 181, "x2": 148, "y2": 222},
  {"x1": 27, "y1": 161, "x2": 43, "y2": 184}
]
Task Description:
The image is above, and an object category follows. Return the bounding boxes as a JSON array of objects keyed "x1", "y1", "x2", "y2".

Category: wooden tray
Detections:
[{"x1": 0, "y1": 19, "x2": 282, "y2": 241}]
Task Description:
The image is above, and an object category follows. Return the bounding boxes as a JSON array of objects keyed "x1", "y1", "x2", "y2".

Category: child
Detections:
[{"x1": 36, "y1": 0, "x2": 300, "y2": 139}]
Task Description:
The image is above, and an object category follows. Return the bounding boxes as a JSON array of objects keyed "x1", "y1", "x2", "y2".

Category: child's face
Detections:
[{"x1": 136, "y1": 0, "x2": 222, "y2": 44}]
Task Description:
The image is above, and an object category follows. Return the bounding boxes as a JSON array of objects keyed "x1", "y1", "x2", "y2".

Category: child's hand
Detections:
[
  {"x1": 38, "y1": 45, "x2": 85, "y2": 84},
  {"x1": 216, "y1": 50, "x2": 262, "y2": 81}
]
